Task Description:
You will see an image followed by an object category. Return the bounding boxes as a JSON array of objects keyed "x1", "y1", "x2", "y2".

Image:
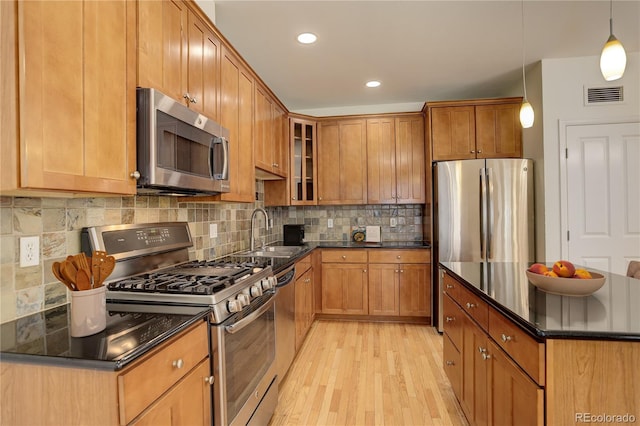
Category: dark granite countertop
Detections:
[
  {"x1": 0, "y1": 303, "x2": 210, "y2": 371},
  {"x1": 440, "y1": 262, "x2": 640, "y2": 341}
]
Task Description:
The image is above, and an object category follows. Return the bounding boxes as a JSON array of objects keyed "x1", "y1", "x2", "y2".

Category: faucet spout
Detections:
[{"x1": 250, "y1": 208, "x2": 270, "y2": 251}]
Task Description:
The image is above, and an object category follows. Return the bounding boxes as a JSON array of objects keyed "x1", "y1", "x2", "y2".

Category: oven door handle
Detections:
[{"x1": 224, "y1": 295, "x2": 274, "y2": 335}]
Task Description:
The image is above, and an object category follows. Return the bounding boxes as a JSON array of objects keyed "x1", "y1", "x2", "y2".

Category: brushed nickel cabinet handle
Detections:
[
  {"x1": 501, "y1": 334, "x2": 512, "y2": 342},
  {"x1": 466, "y1": 302, "x2": 476, "y2": 309}
]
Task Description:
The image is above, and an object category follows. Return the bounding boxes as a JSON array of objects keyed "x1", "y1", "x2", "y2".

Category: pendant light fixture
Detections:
[
  {"x1": 519, "y1": 0, "x2": 534, "y2": 129},
  {"x1": 600, "y1": 0, "x2": 626, "y2": 81}
]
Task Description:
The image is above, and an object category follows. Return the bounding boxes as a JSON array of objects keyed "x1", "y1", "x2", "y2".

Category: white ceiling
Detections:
[{"x1": 209, "y1": 1, "x2": 639, "y2": 115}]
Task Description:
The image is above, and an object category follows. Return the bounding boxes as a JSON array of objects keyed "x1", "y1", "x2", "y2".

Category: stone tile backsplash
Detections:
[{"x1": 0, "y1": 185, "x2": 426, "y2": 323}]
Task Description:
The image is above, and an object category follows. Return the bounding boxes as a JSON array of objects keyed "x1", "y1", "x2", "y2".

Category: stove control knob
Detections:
[
  {"x1": 268, "y1": 276, "x2": 278, "y2": 288},
  {"x1": 250, "y1": 284, "x2": 263, "y2": 297},
  {"x1": 236, "y1": 293, "x2": 250, "y2": 307},
  {"x1": 261, "y1": 278, "x2": 272, "y2": 291},
  {"x1": 227, "y1": 299, "x2": 242, "y2": 313}
]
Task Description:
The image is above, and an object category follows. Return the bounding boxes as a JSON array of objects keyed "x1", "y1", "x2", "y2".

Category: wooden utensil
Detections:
[
  {"x1": 92, "y1": 253, "x2": 102, "y2": 288},
  {"x1": 98, "y1": 255, "x2": 116, "y2": 286},
  {"x1": 75, "y1": 268, "x2": 91, "y2": 291},
  {"x1": 60, "y1": 260, "x2": 78, "y2": 288},
  {"x1": 73, "y1": 253, "x2": 92, "y2": 286},
  {"x1": 52, "y1": 261, "x2": 75, "y2": 291}
]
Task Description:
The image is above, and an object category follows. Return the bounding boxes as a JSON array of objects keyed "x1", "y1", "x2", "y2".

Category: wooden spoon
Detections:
[
  {"x1": 52, "y1": 261, "x2": 75, "y2": 291},
  {"x1": 60, "y1": 260, "x2": 78, "y2": 288},
  {"x1": 75, "y1": 268, "x2": 91, "y2": 291},
  {"x1": 98, "y1": 256, "x2": 116, "y2": 287}
]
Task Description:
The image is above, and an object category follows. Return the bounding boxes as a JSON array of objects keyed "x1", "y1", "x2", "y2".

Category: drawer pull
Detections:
[
  {"x1": 478, "y1": 347, "x2": 491, "y2": 360},
  {"x1": 481, "y1": 353, "x2": 491, "y2": 360},
  {"x1": 445, "y1": 284, "x2": 454, "y2": 289},
  {"x1": 396, "y1": 255, "x2": 401, "y2": 259},
  {"x1": 445, "y1": 360, "x2": 455, "y2": 366},
  {"x1": 466, "y1": 302, "x2": 476, "y2": 309},
  {"x1": 342, "y1": 255, "x2": 346, "y2": 260},
  {"x1": 445, "y1": 316, "x2": 455, "y2": 322},
  {"x1": 172, "y1": 359, "x2": 184, "y2": 369},
  {"x1": 205, "y1": 376, "x2": 214, "y2": 385},
  {"x1": 501, "y1": 334, "x2": 513, "y2": 342}
]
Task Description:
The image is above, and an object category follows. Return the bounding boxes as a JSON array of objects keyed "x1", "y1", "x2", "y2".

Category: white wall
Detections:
[{"x1": 539, "y1": 52, "x2": 640, "y2": 261}]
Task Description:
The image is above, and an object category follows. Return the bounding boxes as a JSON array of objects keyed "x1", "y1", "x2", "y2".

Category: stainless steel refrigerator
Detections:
[{"x1": 433, "y1": 159, "x2": 535, "y2": 331}]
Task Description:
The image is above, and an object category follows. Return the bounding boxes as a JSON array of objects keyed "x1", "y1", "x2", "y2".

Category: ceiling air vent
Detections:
[{"x1": 584, "y1": 86, "x2": 624, "y2": 105}]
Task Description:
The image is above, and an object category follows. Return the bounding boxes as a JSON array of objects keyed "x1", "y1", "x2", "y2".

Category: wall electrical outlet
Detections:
[
  {"x1": 20, "y1": 236, "x2": 40, "y2": 267},
  {"x1": 390, "y1": 218, "x2": 397, "y2": 228},
  {"x1": 209, "y1": 224, "x2": 218, "y2": 238},
  {"x1": 328, "y1": 218, "x2": 334, "y2": 228}
]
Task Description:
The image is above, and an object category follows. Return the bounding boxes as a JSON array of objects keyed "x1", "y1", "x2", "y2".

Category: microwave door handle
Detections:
[
  {"x1": 221, "y1": 137, "x2": 229, "y2": 180},
  {"x1": 209, "y1": 137, "x2": 215, "y2": 179}
]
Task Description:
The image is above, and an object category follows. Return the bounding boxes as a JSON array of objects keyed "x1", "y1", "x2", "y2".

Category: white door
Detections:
[{"x1": 565, "y1": 122, "x2": 640, "y2": 275}]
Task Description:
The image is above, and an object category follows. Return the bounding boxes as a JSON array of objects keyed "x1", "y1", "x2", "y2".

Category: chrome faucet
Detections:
[{"x1": 250, "y1": 208, "x2": 271, "y2": 251}]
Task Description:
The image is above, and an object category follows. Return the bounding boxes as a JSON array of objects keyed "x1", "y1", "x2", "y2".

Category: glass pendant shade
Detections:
[
  {"x1": 520, "y1": 100, "x2": 534, "y2": 128},
  {"x1": 600, "y1": 34, "x2": 627, "y2": 81}
]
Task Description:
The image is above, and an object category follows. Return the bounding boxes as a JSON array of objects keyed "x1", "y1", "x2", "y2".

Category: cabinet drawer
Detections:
[
  {"x1": 368, "y1": 249, "x2": 430, "y2": 264},
  {"x1": 296, "y1": 253, "x2": 312, "y2": 275},
  {"x1": 488, "y1": 307, "x2": 545, "y2": 386},
  {"x1": 442, "y1": 293, "x2": 463, "y2": 351},
  {"x1": 118, "y1": 321, "x2": 209, "y2": 424},
  {"x1": 443, "y1": 333, "x2": 462, "y2": 400},
  {"x1": 456, "y1": 283, "x2": 488, "y2": 330},
  {"x1": 442, "y1": 272, "x2": 461, "y2": 301},
  {"x1": 321, "y1": 249, "x2": 367, "y2": 263}
]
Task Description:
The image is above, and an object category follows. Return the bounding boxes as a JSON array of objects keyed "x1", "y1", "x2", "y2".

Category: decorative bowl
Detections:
[{"x1": 525, "y1": 270, "x2": 606, "y2": 297}]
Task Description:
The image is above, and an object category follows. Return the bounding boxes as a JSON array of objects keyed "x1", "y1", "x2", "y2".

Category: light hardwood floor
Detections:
[{"x1": 271, "y1": 320, "x2": 468, "y2": 426}]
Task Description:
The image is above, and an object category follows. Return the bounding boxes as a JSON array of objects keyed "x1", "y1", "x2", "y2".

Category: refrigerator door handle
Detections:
[
  {"x1": 487, "y1": 167, "x2": 494, "y2": 260},
  {"x1": 479, "y1": 168, "x2": 487, "y2": 260}
]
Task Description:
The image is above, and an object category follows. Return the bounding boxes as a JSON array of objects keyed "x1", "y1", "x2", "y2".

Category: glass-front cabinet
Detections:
[{"x1": 290, "y1": 118, "x2": 317, "y2": 205}]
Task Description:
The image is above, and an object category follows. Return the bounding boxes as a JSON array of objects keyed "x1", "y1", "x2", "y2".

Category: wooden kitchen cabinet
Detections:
[
  {"x1": 428, "y1": 98, "x2": 522, "y2": 162},
  {"x1": 321, "y1": 250, "x2": 368, "y2": 315},
  {"x1": 1, "y1": 0, "x2": 137, "y2": 195},
  {"x1": 290, "y1": 118, "x2": 318, "y2": 205},
  {"x1": 368, "y1": 249, "x2": 431, "y2": 317},
  {"x1": 367, "y1": 114, "x2": 425, "y2": 204},
  {"x1": 138, "y1": 0, "x2": 219, "y2": 119},
  {"x1": 255, "y1": 85, "x2": 288, "y2": 178},
  {"x1": 442, "y1": 270, "x2": 544, "y2": 426},
  {"x1": 317, "y1": 119, "x2": 368, "y2": 205},
  {"x1": 209, "y1": 45, "x2": 255, "y2": 203},
  {"x1": 0, "y1": 321, "x2": 211, "y2": 426},
  {"x1": 295, "y1": 256, "x2": 314, "y2": 350}
]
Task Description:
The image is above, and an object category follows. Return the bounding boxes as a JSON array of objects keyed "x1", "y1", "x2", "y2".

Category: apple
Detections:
[
  {"x1": 552, "y1": 260, "x2": 576, "y2": 278},
  {"x1": 543, "y1": 270, "x2": 559, "y2": 277},
  {"x1": 528, "y1": 263, "x2": 549, "y2": 275},
  {"x1": 573, "y1": 269, "x2": 593, "y2": 279}
]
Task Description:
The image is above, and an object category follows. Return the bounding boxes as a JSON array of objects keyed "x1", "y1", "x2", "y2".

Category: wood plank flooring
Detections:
[{"x1": 271, "y1": 320, "x2": 468, "y2": 426}]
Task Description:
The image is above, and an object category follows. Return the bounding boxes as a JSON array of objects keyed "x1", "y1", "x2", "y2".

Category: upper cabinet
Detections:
[
  {"x1": 255, "y1": 85, "x2": 288, "y2": 178},
  {"x1": 138, "y1": 0, "x2": 219, "y2": 120},
  {"x1": 290, "y1": 118, "x2": 317, "y2": 205},
  {"x1": 318, "y1": 119, "x2": 368, "y2": 205},
  {"x1": 428, "y1": 98, "x2": 523, "y2": 161},
  {"x1": 367, "y1": 114, "x2": 425, "y2": 204},
  {"x1": 1, "y1": 0, "x2": 137, "y2": 195}
]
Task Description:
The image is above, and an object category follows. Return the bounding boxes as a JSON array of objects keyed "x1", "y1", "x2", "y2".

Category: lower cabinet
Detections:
[
  {"x1": 321, "y1": 262, "x2": 369, "y2": 315},
  {"x1": 295, "y1": 256, "x2": 314, "y2": 351},
  {"x1": 442, "y1": 273, "x2": 544, "y2": 426}
]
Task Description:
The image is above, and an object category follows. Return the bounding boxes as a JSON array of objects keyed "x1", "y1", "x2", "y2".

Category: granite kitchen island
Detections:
[{"x1": 440, "y1": 261, "x2": 639, "y2": 425}]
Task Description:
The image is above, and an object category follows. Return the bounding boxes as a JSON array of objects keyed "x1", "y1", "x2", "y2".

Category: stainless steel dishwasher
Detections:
[{"x1": 275, "y1": 264, "x2": 296, "y2": 385}]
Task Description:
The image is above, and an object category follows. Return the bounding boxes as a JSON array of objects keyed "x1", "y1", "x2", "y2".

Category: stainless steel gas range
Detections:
[{"x1": 82, "y1": 222, "x2": 278, "y2": 426}]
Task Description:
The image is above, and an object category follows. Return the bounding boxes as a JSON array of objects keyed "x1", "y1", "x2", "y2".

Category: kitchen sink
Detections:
[{"x1": 237, "y1": 245, "x2": 305, "y2": 259}]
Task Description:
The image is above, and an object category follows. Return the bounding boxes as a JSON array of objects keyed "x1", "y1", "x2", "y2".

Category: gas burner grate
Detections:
[{"x1": 108, "y1": 272, "x2": 236, "y2": 295}]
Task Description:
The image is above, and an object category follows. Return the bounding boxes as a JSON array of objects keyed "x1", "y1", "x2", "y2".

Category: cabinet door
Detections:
[
  {"x1": 254, "y1": 86, "x2": 274, "y2": 172},
  {"x1": 398, "y1": 263, "x2": 430, "y2": 317},
  {"x1": 186, "y1": 9, "x2": 219, "y2": 120},
  {"x1": 443, "y1": 333, "x2": 462, "y2": 401},
  {"x1": 321, "y1": 263, "x2": 368, "y2": 315},
  {"x1": 17, "y1": 0, "x2": 136, "y2": 194},
  {"x1": 430, "y1": 106, "x2": 476, "y2": 161},
  {"x1": 132, "y1": 360, "x2": 212, "y2": 426},
  {"x1": 318, "y1": 120, "x2": 367, "y2": 205},
  {"x1": 138, "y1": 0, "x2": 187, "y2": 103},
  {"x1": 488, "y1": 341, "x2": 543, "y2": 426},
  {"x1": 216, "y1": 46, "x2": 255, "y2": 202},
  {"x1": 395, "y1": 115, "x2": 426, "y2": 204},
  {"x1": 461, "y1": 315, "x2": 489, "y2": 426},
  {"x1": 291, "y1": 119, "x2": 317, "y2": 205},
  {"x1": 368, "y1": 264, "x2": 399, "y2": 316},
  {"x1": 366, "y1": 118, "x2": 397, "y2": 204},
  {"x1": 475, "y1": 103, "x2": 522, "y2": 159},
  {"x1": 273, "y1": 103, "x2": 288, "y2": 177}
]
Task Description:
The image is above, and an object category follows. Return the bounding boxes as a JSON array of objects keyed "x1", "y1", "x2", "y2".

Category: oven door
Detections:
[{"x1": 212, "y1": 293, "x2": 277, "y2": 426}]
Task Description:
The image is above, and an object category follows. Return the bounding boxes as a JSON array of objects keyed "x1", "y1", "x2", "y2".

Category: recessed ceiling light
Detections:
[
  {"x1": 366, "y1": 80, "x2": 381, "y2": 88},
  {"x1": 297, "y1": 33, "x2": 317, "y2": 44}
]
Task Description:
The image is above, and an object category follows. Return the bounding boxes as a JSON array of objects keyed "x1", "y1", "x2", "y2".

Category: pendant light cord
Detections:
[
  {"x1": 609, "y1": 0, "x2": 613, "y2": 36},
  {"x1": 521, "y1": 0, "x2": 528, "y2": 100}
]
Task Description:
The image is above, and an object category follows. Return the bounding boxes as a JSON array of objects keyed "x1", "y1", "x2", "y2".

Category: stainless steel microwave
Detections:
[{"x1": 135, "y1": 88, "x2": 230, "y2": 196}]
